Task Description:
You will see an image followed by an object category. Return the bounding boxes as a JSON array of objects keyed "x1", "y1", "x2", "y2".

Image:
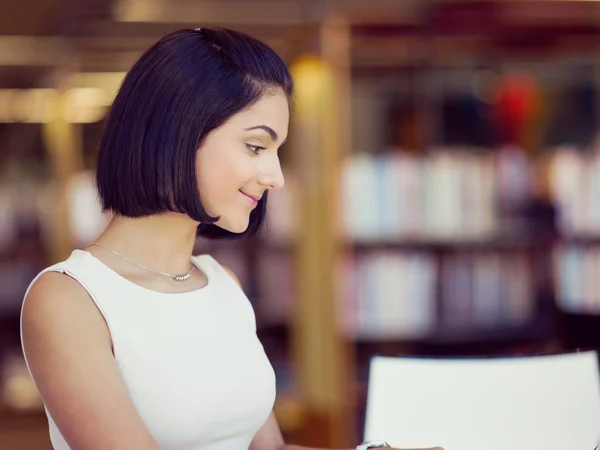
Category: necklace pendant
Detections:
[{"x1": 173, "y1": 272, "x2": 191, "y2": 282}]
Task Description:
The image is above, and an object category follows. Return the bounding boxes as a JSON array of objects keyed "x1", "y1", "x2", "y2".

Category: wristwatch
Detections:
[{"x1": 356, "y1": 440, "x2": 390, "y2": 450}]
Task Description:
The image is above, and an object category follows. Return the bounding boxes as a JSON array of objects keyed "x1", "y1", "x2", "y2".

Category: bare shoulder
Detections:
[
  {"x1": 22, "y1": 271, "x2": 111, "y2": 350},
  {"x1": 21, "y1": 271, "x2": 159, "y2": 449}
]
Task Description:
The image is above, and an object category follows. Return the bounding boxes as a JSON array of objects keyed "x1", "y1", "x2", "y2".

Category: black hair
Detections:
[{"x1": 96, "y1": 27, "x2": 293, "y2": 239}]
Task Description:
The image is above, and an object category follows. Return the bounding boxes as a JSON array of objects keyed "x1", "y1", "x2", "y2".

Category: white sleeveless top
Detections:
[{"x1": 20, "y1": 249, "x2": 276, "y2": 450}]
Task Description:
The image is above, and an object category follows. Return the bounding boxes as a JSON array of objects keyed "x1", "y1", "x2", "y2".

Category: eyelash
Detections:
[{"x1": 246, "y1": 143, "x2": 266, "y2": 155}]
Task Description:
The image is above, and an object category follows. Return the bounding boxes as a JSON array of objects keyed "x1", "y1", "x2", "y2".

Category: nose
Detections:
[{"x1": 258, "y1": 156, "x2": 285, "y2": 190}]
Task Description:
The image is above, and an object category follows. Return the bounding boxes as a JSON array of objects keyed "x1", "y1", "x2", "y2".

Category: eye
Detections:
[{"x1": 245, "y1": 143, "x2": 266, "y2": 155}]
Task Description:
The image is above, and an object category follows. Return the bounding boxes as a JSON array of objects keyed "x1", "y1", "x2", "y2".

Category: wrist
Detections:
[{"x1": 356, "y1": 440, "x2": 389, "y2": 450}]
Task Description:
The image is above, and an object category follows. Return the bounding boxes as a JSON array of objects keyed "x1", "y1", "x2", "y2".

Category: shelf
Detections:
[
  {"x1": 0, "y1": 409, "x2": 51, "y2": 450},
  {"x1": 274, "y1": 393, "x2": 306, "y2": 436},
  {"x1": 257, "y1": 321, "x2": 549, "y2": 351},
  {"x1": 558, "y1": 312, "x2": 600, "y2": 351},
  {"x1": 251, "y1": 235, "x2": 557, "y2": 253},
  {"x1": 558, "y1": 235, "x2": 600, "y2": 246},
  {"x1": 350, "y1": 236, "x2": 555, "y2": 252}
]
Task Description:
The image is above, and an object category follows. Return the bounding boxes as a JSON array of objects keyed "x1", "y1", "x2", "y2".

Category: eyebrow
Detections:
[{"x1": 245, "y1": 125, "x2": 278, "y2": 142}]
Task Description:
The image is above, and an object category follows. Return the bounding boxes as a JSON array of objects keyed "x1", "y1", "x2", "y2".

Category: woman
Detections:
[{"x1": 20, "y1": 27, "x2": 441, "y2": 450}]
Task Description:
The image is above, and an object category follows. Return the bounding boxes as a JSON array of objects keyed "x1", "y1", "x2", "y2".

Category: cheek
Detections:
[{"x1": 196, "y1": 148, "x2": 254, "y2": 205}]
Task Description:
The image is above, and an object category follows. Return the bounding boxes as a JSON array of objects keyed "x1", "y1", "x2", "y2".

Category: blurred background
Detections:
[{"x1": 1, "y1": 0, "x2": 600, "y2": 448}]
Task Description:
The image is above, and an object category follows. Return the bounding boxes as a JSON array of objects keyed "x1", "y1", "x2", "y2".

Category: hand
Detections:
[{"x1": 389, "y1": 447, "x2": 443, "y2": 450}]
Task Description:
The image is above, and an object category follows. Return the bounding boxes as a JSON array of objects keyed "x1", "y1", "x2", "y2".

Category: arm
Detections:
[
  {"x1": 250, "y1": 415, "x2": 441, "y2": 450},
  {"x1": 21, "y1": 272, "x2": 159, "y2": 450},
  {"x1": 249, "y1": 413, "x2": 336, "y2": 450},
  {"x1": 223, "y1": 265, "x2": 341, "y2": 450},
  {"x1": 220, "y1": 266, "x2": 286, "y2": 450},
  {"x1": 221, "y1": 265, "x2": 441, "y2": 450}
]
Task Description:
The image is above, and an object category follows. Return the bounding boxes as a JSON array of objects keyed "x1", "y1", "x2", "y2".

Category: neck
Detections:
[{"x1": 91, "y1": 213, "x2": 199, "y2": 275}]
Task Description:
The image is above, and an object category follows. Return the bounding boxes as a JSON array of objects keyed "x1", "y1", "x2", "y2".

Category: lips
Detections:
[{"x1": 240, "y1": 190, "x2": 261, "y2": 206}]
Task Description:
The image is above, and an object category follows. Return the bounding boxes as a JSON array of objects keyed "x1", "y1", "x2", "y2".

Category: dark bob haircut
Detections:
[{"x1": 96, "y1": 27, "x2": 294, "y2": 239}]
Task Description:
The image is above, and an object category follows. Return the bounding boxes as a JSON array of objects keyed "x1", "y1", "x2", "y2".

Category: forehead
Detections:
[{"x1": 228, "y1": 91, "x2": 289, "y2": 139}]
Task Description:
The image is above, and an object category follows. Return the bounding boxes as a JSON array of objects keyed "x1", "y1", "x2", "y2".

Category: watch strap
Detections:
[{"x1": 356, "y1": 440, "x2": 389, "y2": 450}]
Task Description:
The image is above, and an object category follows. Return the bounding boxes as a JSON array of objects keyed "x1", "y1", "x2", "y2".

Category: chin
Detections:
[{"x1": 215, "y1": 216, "x2": 250, "y2": 234}]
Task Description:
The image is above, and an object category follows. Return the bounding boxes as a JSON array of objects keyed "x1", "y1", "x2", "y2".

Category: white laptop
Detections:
[{"x1": 364, "y1": 351, "x2": 600, "y2": 450}]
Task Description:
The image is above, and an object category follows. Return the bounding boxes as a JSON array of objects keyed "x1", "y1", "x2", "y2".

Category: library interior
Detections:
[{"x1": 1, "y1": 0, "x2": 600, "y2": 449}]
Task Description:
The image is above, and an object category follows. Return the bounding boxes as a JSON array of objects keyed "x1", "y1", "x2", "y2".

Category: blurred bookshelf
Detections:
[{"x1": 3, "y1": 0, "x2": 600, "y2": 448}]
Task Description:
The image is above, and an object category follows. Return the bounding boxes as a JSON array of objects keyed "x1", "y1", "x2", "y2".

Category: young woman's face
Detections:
[{"x1": 196, "y1": 89, "x2": 289, "y2": 233}]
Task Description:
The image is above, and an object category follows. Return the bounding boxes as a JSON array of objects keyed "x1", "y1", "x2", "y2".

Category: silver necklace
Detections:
[{"x1": 89, "y1": 242, "x2": 194, "y2": 282}]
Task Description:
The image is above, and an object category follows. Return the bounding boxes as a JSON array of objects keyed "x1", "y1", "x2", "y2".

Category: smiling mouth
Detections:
[{"x1": 240, "y1": 190, "x2": 260, "y2": 206}]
